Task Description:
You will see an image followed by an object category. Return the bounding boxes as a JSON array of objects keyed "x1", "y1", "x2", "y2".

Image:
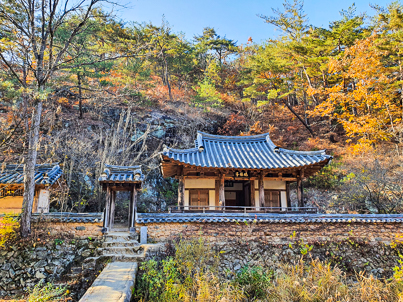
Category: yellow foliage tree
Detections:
[
  {"x1": 310, "y1": 35, "x2": 402, "y2": 150},
  {"x1": 0, "y1": 214, "x2": 19, "y2": 247}
]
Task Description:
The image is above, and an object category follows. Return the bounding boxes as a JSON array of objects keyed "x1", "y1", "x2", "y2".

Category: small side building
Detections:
[
  {"x1": 0, "y1": 163, "x2": 63, "y2": 214},
  {"x1": 160, "y1": 131, "x2": 332, "y2": 212}
]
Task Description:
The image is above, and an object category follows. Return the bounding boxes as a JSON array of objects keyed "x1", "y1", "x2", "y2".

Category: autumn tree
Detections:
[
  {"x1": 312, "y1": 35, "x2": 402, "y2": 151},
  {"x1": 0, "y1": 0, "x2": 112, "y2": 237},
  {"x1": 139, "y1": 19, "x2": 193, "y2": 101}
]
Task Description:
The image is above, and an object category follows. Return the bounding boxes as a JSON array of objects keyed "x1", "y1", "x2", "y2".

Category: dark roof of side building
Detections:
[
  {"x1": 98, "y1": 164, "x2": 144, "y2": 183},
  {"x1": 162, "y1": 131, "x2": 332, "y2": 170},
  {"x1": 0, "y1": 163, "x2": 63, "y2": 186}
]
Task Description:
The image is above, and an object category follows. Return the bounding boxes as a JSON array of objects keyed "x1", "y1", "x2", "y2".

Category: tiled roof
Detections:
[
  {"x1": 162, "y1": 131, "x2": 332, "y2": 169},
  {"x1": 31, "y1": 212, "x2": 103, "y2": 223},
  {"x1": 0, "y1": 163, "x2": 63, "y2": 186},
  {"x1": 137, "y1": 213, "x2": 403, "y2": 224},
  {"x1": 98, "y1": 164, "x2": 144, "y2": 183}
]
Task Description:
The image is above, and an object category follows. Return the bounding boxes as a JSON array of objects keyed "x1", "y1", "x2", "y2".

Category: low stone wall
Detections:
[
  {"x1": 34, "y1": 221, "x2": 103, "y2": 238},
  {"x1": 139, "y1": 221, "x2": 400, "y2": 244},
  {"x1": 0, "y1": 218, "x2": 104, "y2": 299},
  {"x1": 137, "y1": 214, "x2": 403, "y2": 278}
]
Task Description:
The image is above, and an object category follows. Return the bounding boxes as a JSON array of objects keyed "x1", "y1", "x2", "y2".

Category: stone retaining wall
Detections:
[
  {"x1": 137, "y1": 221, "x2": 401, "y2": 244},
  {"x1": 0, "y1": 221, "x2": 104, "y2": 298},
  {"x1": 137, "y1": 220, "x2": 403, "y2": 278},
  {"x1": 34, "y1": 221, "x2": 103, "y2": 238}
]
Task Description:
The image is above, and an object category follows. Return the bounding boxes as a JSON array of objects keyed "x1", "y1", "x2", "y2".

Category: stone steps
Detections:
[
  {"x1": 79, "y1": 262, "x2": 138, "y2": 302},
  {"x1": 98, "y1": 246, "x2": 144, "y2": 256},
  {"x1": 110, "y1": 228, "x2": 130, "y2": 232},
  {"x1": 102, "y1": 241, "x2": 140, "y2": 248},
  {"x1": 100, "y1": 254, "x2": 145, "y2": 262},
  {"x1": 104, "y1": 233, "x2": 138, "y2": 242}
]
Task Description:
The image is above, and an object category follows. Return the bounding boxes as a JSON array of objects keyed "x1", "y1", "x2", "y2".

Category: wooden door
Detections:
[
  {"x1": 190, "y1": 190, "x2": 209, "y2": 209},
  {"x1": 264, "y1": 190, "x2": 280, "y2": 208}
]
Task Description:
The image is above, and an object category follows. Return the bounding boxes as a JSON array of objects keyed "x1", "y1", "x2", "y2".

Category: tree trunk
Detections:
[
  {"x1": 78, "y1": 73, "x2": 83, "y2": 119},
  {"x1": 21, "y1": 101, "x2": 43, "y2": 238},
  {"x1": 282, "y1": 98, "x2": 314, "y2": 137},
  {"x1": 162, "y1": 55, "x2": 173, "y2": 101}
]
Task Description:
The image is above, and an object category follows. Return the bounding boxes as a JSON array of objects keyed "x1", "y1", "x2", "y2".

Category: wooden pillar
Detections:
[
  {"x1": 259, "y1": 172, "x2": 265, "y2": 208},
  {"x1": 286, "y1": 182, "x2": 291, "y2": 208},
  {"x1": 297, "y1": 178, "x2": 303, "y2": 208},
  {"x1": 104, "y1": 186, "x2": 111, "y2": 229},
  {"x1": 178, "y1": 176, "x2": 185, "y2": 209},
  {"x1": 219, "y1": 173, "x2": 225, "y2": 208},
  {"x1": 215, "y1": 180, "x2": 220, "y2": 207},
  {"x1": 128, "y1": 189, "x2": 133, "y2": 228},
  {"x1": 129, "y1": 186, "x2": 137, "y2": 230},
  {"x1": 250, "y1": 180, "x2": 255, "y2": 208},
  {"x1": 297, "y1": 169, "x2": 304, "y2": 208},
  {"x1": 109, "y1": 190, "x2": 116, "y2": 229}
]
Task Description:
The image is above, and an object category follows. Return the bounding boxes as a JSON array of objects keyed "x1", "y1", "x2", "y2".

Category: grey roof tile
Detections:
[
  {"x1": 0, "y1": 163, "x2": 63, "y2": 186},
  {"x1": 163, "y1": 131, "x2": 332, "y2": 169},
  {"x1": 137, "y1": 213, "x2": 403, "y2": 224},
  {"x1": 98, "y1": 164, "x2": 144, "y2": 183}
]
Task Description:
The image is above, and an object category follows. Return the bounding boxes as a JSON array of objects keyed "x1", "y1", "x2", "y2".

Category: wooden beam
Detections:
[
  {"x1": 219, "y1": 173, "x2": 225, "y2": 207},
  {"x1": 259, "y1": 172, "x2": 265, "y2": 208}
]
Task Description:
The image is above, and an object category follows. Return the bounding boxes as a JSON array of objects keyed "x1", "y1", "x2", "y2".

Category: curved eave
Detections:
[
  {"x1": 161, "y1": 154, "x2": 331, "y2": 174},
  {"x1": 197, "y1": 131, "x2": 269, "y2": 141},
  {"x1": 99, "y1": 180, "x2": 143, "y2": 184}
]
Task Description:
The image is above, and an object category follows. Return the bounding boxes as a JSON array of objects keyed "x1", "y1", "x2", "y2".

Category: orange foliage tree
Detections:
[{"x1": 310, "y1": 35, "x2": 403, "y2": 150}]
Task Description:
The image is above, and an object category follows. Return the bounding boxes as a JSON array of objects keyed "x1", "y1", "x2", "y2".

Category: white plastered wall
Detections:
[
  {"x1": 209, "y1": 190, "x2": 215, "y2": 209},
  {"x1": 185, "y1": 179, "x2": 215, "y2": 189},
  {"x1": 184, "y1": 190, "x2": 189, "y2": 210},
  {"x1": 36, "y1": 189, "x2": 50, "y2": 213},
  {"x1": 0, "y1": 196, "x2": 23, "y2": 214}
]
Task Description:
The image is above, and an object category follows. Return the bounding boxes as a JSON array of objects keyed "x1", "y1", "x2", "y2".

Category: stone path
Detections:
[
  {"x1": 79, "y1": 231, "x2": 164, "y2": 302},
  {"x1": 79, "y1": 262, "x2": 137, "y2": 302}
]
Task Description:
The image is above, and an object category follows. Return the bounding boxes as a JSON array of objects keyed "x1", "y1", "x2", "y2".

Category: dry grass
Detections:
[
  {"x1": 136, "y1": 239, "x2": 403, "y2": 302},
  {"x1": 265, "y1": 258, "x2": 403, "y2": 302}
]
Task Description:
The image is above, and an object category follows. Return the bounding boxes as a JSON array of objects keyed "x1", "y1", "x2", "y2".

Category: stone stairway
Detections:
[
  {"x1": 79, "y1": 231, "x2": 164, "y2": 302},
  {"x1": 99, "y1": 232, "x2": 145, "y2": 262}
]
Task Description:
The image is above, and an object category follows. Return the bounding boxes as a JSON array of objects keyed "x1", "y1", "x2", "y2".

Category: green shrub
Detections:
[
  {"x1": 134, "y1": 238, "x2": 244, "y2": 302},
  {"x1": 27, "y1": 282, "x2": 67, "y2": 302},
  {"x1": 232, "y1": 265, "x2": 272, "y2": 300}
]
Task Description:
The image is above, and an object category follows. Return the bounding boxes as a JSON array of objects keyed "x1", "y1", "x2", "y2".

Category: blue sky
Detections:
[{"x1": 108, "y1": 0, "x2": 393, "y2": 44}]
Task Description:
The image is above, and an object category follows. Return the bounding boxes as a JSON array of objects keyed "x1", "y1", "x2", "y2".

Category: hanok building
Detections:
[
  {"x1": 98, "y1": 164, "x2": 144, "y2": 232},
  {"x1": 161, "y1": 132, "x2": 332, "y2": 212},
  {"x1": 0, "y1": 163, "x2": 63, "y2": 214}
]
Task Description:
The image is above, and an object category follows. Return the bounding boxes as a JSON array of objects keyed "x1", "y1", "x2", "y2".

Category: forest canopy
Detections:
[{"x1": 1, "y1": 0, "x2": 403, "y2": 227}]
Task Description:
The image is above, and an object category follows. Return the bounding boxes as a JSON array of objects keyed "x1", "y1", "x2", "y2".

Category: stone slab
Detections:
[
  {"x1": 79, "y1": 262, "x2": 137, "y2": 302},
  {"x1": 140, "y1": 226, "x2": 147, "y2": 244}
]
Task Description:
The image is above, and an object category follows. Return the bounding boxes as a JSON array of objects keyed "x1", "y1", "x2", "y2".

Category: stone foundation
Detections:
[
  {"x1": 137, "y1": 220, "x2": 403, "y2": 278},
  {"x1": 137, "y1": 221, "x2": 401, "y2": 244},
  {"x1": 0, "y1": 220, "x2": 104, "y2": 299},
  {"x1": 33, "y1": 221, "x2": 103, "y2": 238}
]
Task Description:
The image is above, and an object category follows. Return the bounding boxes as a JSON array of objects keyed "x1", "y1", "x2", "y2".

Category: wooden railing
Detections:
[{"x1": 168, "y1": 206, "x2": 318, "y2": 214}]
